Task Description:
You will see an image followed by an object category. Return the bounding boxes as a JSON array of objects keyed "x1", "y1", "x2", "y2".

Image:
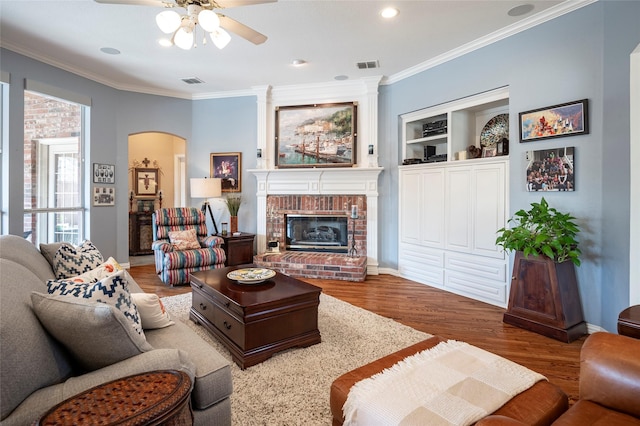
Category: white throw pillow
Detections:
[
  {"x1": 131, "y1": 293, "x2": 175, "y2": 329},
  {"x1": 66, "y1": 257, "x2": 123, "y2": 283}
]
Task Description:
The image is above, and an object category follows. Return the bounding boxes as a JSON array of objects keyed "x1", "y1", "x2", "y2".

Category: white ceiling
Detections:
[{"x1": 0, "y1": 0, "x2": 589, "y2": 99}]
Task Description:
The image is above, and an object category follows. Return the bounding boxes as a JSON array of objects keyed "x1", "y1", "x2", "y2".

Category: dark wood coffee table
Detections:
[{"x1": 189, "y1": 266, "x2": 322, "y2": 369}]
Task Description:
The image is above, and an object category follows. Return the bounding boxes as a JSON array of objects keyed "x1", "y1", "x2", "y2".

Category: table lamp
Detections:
[{"x1": 190, "y1": 177, "x2": 222, "y2": 235}]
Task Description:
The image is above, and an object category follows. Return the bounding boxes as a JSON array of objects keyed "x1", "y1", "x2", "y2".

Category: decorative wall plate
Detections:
[
  {"x1": 227, "y1": 268, "x2": 276, "y2": 284},
  {"x1": 480, "y1": 114, "x2": 509, "y2": 147}
]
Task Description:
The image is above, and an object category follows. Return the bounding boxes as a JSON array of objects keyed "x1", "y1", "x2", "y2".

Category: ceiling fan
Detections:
[{"x1": 94, "y1": 0, "x2": 276, "y2": 50}]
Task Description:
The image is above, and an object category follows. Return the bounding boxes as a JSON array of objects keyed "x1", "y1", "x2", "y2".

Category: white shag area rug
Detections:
[{"x1": 161, "y1": 292, "x2": 432, "y2": 426}]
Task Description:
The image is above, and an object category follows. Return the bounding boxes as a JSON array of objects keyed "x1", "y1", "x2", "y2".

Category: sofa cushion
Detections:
[
  {"x1": 131, "y1": 293, "x2": 175, "y2": 329},
  {"x1": 169, "y1": 229, "x2": 201, "y2": 250},
  {"x1": 0, "y1": 235, "x2": 56, "y2": 283},
  {"x1": 67, "y1": 257, "x2": 123, "y2": 283},
  {"x1": 52, "y1": 240, "x2": 104, "y2": 279},
  {"x1": 144, "y1": 320, "x2": 232, "y2": 410},
  {"x1": 46, "y1": 270, "x2": 143, "y2": 335},
  {"x1": 0, "y1": 259, "x2": 74, "y2": 421},
  {"x1": 31, "y1": 292, "x2": 153, "y2": 371},
  {"x1": 39, "y1": 242, "x2": 64, "y2": 269}
]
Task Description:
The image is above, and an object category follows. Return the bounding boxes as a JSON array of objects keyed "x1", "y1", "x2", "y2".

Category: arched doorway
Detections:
[{"x1": 128, "y1": 132, "x2": 186, "y2": 263}]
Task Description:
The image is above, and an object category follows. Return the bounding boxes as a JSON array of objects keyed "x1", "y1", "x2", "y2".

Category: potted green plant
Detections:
[
  {"x1": 225, "y1": 195, "x2": 242, "y2": 234},
  {"x1": 496, "y1": 197, "x2": 586, "y2": 343},
  {"x1": 496, "y1": 197, "x2": 581, "y2": 266}
]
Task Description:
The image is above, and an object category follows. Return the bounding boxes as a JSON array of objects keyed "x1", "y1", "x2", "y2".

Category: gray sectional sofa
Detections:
[{"x1": 0, "y1": 234, "x2": 232, "y2": 425}]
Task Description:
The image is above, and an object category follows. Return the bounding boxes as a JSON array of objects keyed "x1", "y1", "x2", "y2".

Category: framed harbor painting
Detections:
[
  {"x1": 274, "y1": 102, "x2": 357, "y2": 168},
  {"x1": 210, "y1": 152, "x2": 241, "y2": 193},
  {"x1": 519, "y1": 99, "x2": 588, "y2": 142}
]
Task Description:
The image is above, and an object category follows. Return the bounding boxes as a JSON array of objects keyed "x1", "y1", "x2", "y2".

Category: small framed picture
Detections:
[
  {"x1": 210, "y1": 152, "x2": 242, "y2": 193},
  {"x1": 135, "y1": 168, "x2": 159, "y2": 196},
  {"x1": 93, "y1": 186, "x2": 115, "y2": 206},
  {"x1": 482, "y1": 146, "x2": 497, "y2": 158},
  {"x1": 525, "y1": 146, "x2": 575, "y2": 192},
  {"x1": 93, "y1": 163, "x2": 115, "y2": 184}
]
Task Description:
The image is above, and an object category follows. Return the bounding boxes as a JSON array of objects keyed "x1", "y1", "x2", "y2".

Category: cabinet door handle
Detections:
[
  {"x1": 223, "y1": 321, "x2": 232, "y2": 330},
  {"x1": 199, "y1": 302, "x2": 207, "y2": 310}
]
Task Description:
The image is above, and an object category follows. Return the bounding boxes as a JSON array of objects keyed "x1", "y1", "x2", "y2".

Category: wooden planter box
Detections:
[{"x1": 503, "y1": 251, "x2": 587, "y2": 343}]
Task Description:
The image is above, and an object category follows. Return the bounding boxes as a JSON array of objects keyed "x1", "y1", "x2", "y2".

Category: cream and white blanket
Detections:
[{"x1": 343, "y1": 340, "x2": 545, "y2": 426}]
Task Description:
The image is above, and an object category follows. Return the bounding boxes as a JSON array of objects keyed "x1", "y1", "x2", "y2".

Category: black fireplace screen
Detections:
[{"x1": 285, "y1": 214, "x2": 349, "y2": 253}]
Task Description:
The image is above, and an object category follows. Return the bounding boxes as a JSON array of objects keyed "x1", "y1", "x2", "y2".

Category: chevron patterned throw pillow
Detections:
[
  {"x1": 46, "y1": 270, "x2": 143, "y2": 335},
  {"x1": 52, "y1": 240, "x2": 104, "y2": 279}
]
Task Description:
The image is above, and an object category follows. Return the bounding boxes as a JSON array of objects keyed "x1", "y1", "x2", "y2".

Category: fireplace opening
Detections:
[{"x1": 285, "y1": 214, "x2": 348, "y2": 253}]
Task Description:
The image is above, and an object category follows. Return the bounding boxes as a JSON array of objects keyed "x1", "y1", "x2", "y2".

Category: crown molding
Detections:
[
  {"x1": 384, "y1": 0, "x2": 598, "y2": 85},
  {"x1": 2, "y1": 0, "x2": 597, "y2": 98}
]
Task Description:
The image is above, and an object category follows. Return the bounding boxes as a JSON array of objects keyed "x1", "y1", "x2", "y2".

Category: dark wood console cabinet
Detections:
[
  {"x1": 129, "y1": 212, "x2": 154, "y2": 256},
  {"x1": 217, "y1": 233, "x2": 255, "y2": 266}
]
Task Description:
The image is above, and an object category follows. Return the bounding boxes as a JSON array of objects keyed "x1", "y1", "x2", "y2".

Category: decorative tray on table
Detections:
[{"x1": 226, "y1": 268, "x2": 276, "y2": 285}]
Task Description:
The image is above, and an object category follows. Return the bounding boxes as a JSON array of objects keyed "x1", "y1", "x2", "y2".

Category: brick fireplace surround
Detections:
[
  {"x1": 254, "y1": 194, "x2": 368, "y2": 281},
  {"x1": 250, "y1": 168, "x2": 383, "y2": 282}
]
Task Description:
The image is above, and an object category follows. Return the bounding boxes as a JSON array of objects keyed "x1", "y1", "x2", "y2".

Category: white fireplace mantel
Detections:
[{"x1": 249, "y1": 167, "x2": 384, "y2": 274}]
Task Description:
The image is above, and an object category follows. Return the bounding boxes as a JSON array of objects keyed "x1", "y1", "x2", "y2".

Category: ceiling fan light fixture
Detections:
[
  {"x1": 380, "y1": 7, "x2": 399, "y2": 19},
  {"x1": 174, "y1": 26, "x2": 195, "y2": 50},
  {"x1": 156, "y1": 10, "x2": 181, "y2": 34},
  {"x1": 198, "y1": 9, "x2": 220, "y2": 33},
  {"x1": 211, "y1": 28, "x2": 231, "y2": 49}
]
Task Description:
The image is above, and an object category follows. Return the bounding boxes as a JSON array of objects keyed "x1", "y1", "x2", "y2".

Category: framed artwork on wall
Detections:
[
  {"x1": 210, "y1": 152, "x2": 242, "y2": 193},
  {"x1": 93, "y1": 163, "x2": 115, "y2": 184},
  {"x1": 519, "y1": 99, "x2": 588, "y2": 142},
  {"x1": 274, "y1": 102, "x2": 357, "y2": 168},
  {"x1": 525, "y1": 146, "x2": 575, "y2": 192},
  {"x1": 93, "y1": 186, "x2": 115, "y2": 206},
  {"x1": 134, "y1": 168, "x2": 159, "y2": 196}
]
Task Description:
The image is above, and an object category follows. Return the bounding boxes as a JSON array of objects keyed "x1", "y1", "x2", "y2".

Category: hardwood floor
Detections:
[{"x1": 128, "y1": 264, "x2": 584, "y2": 403}]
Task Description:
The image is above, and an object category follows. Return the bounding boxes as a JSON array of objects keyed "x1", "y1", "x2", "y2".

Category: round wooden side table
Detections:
[
  {"x1": 35, "y1": 370, "x2": 192, "y2": 426},
  {"x1": 618, "y1": 305, "x2": 640, "y2": 339}
]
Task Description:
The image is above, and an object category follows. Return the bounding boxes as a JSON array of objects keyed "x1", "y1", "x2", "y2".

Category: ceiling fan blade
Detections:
[
  {"x1": 219, "y1": 15, "x2": 267, "y2": 45},
  {"x1": 214, "y1": 0, "x2": 276, "y2": 8},
  {"x1": 94, "y1": 0, "x2": 172, "y2": 7}
]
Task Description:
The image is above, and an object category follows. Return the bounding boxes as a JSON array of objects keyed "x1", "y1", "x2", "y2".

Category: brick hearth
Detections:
[
  {"x1": 256, "y1": 194, "x2": 367, "y2": 281},
  {"x1": 254, "y1": 252, "x2": 367, "y2": 282}
]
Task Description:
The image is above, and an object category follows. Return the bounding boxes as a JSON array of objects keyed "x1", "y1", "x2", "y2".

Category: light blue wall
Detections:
[
  {"x1": 379, "y1": 1, "x2": 639, "y2": 331},
  {"x1": 191, "y1": 97, "x2": 258, "y2": 235},
  {"x1": 1, "y1": 1, "x2": 638, "y2": 331}
]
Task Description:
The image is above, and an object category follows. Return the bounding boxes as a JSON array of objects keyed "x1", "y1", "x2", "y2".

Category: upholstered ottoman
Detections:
[{"x1": 330, "y1": 336, "x2": 568, "y2": 426}]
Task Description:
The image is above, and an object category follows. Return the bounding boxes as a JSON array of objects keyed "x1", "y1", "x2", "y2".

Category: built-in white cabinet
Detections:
[
  {"x1": 399, "y1": 87, "x2": 511, "y2": 307},
  {"x1": 399, "y1": 159, "x2": 509, "y2": 307},
  {"x1": 402, "y1": 87, "x2": 509, "y2": 163}
]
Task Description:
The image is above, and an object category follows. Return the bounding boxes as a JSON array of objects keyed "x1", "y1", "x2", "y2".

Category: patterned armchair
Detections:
[{"x1": 151, "y1": 207, "x2": 226, "y2": 286}]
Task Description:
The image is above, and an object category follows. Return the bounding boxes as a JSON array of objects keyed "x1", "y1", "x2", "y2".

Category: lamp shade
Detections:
[
  {"x1": 198, "y1": 9, "x2": 220, "y2": 32},
  {"x1": 190, "y1": 178, "x2": 222, "y2": 199},
  {"x1": 174, "y1": 26, "x2": 195, "y2": 50},
  {"x1": 211, "y1": 27, "x2": 231, "y2": 49},
  {"x1": 156, "y1": 10, "x2": 181, "y2": 34}
]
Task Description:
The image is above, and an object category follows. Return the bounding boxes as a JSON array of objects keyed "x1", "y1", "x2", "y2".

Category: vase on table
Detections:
[{"x1": 230, "y1": 216, "x2": 238, "y2": 234}]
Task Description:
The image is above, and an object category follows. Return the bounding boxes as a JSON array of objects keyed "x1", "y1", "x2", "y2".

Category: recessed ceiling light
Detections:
[
  {"x1": 380, "y1": 7, "x2": 399, "y2": 19},
  {"x1": 291, "y1": 59, "x2": 307, "y2": 67},
  {"x1": 334, "y1": 75, "x2": 349, "y2": 81},
  {"x1": 158, "y1": 38, "x2": 173, "y2": 47},
  {"x1": 507, "y1": 4, "x2": 534, "y2": 17},
  {"x1": 100, "y1": 47, "x2": 120, "y2": 55}
]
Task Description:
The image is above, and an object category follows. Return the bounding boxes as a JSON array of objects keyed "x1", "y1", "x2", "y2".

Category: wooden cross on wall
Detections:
[{"x1": 141, "y1": 157, "x2": 151, "y2": 167}]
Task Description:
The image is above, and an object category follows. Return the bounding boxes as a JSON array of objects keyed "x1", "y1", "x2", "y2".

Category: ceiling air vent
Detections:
[
  {"x1": 181, "y1": 77, "x2": 205, "y2": 85},
  {"x1": 356, "y1": 60, "x2": 379, "y2": 70}
]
